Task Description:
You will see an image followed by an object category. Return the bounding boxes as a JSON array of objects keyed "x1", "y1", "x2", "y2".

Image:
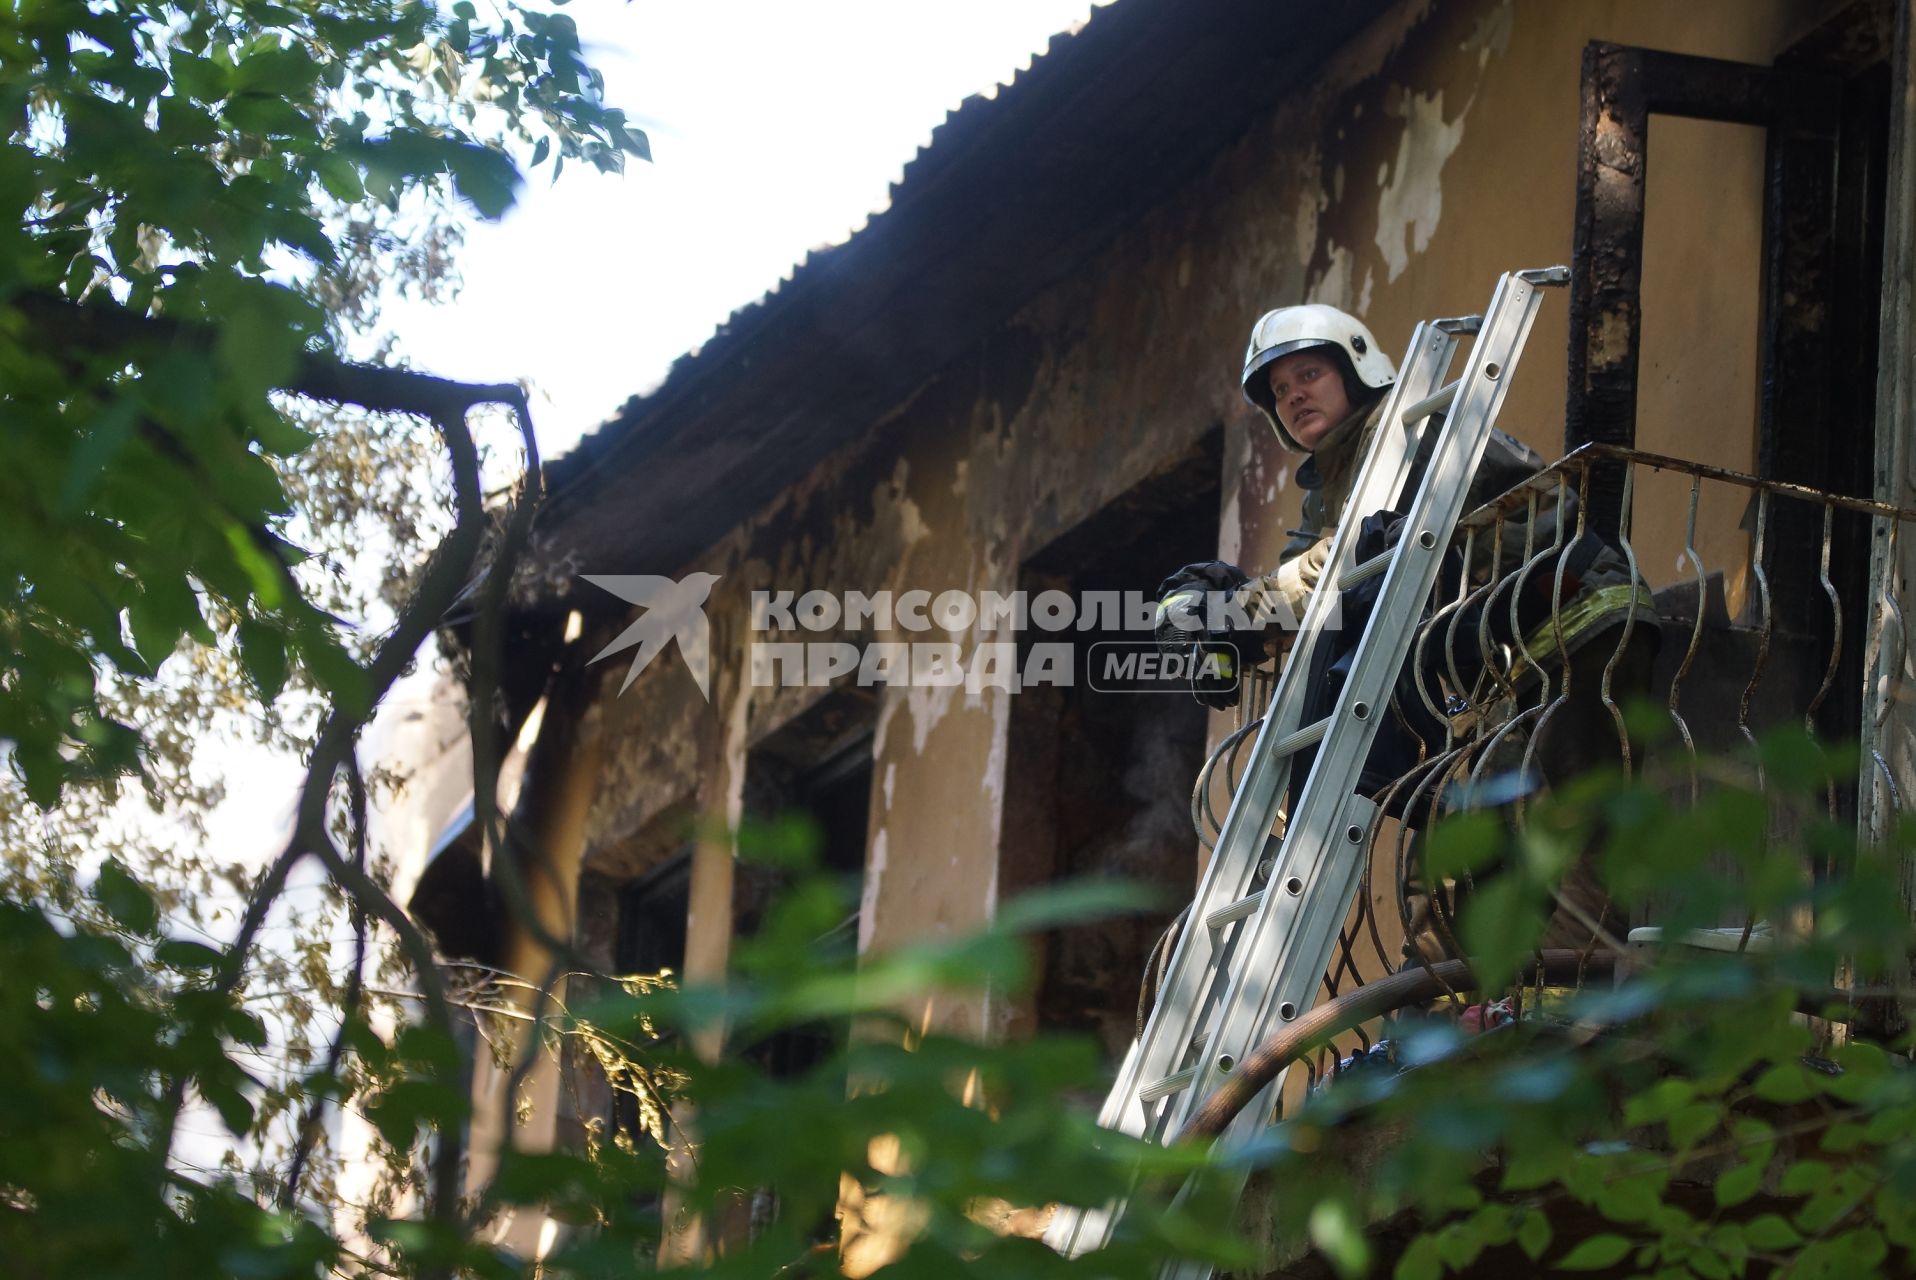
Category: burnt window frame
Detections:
[{"x1": 1565, "y1": 15, "x2": 1892, "y2": 753}]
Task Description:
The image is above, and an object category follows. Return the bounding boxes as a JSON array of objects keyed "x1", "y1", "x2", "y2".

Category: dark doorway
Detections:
[
  {"x1": 616, "y1": 851, "x2": 692, "y2": 979},
  {"x1": 739, "y1": 687, "x2": 877, "y2": 1075},
  {"x1": 1000, "y1": 429, "x2": 1225, "y2": 1062}
]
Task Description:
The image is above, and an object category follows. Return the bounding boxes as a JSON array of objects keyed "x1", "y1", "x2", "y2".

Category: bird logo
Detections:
[{"x1": 580, "y1": 573, "x2": 721, "y2": 700}]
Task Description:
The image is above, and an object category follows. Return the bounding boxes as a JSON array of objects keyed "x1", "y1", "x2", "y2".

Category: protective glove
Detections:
[
  {"x1": 1154, "y1": 561, "x2": 1252, "y2": 709},
  {"x1": 1235, "y1": 536, "x2": 1331, "y2": 629}
]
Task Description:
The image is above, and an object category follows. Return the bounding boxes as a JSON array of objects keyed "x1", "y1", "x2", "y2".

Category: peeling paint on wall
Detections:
[
  {"x1": 1374, "y1": 89, "x2": 1469, "y2": 283},
  {"x1": 885, "y1": 458, "x2": 930, "y2": 546},
  {"x1": 980, "y1": 689, "x2": 1010, "y2": 853},
  {"x1": 1218, "y1": 481, "x2": 1243, "y2": 563},
  {"x1": 1462, "y1": 0, "x2": 1512, "y2": 68},
  {"x1": 858, "y1": 827, "x2": 888, "y2": 953},
  {"x1": 1293, "y1": 184, "x2": 1322, "y2": 267},
  {"x1": 1309, "y1": 242, "x2": 1358, "y2": 308},
  {"x1": 904, "y1": 680, "x2": 959, "y2": 756}
]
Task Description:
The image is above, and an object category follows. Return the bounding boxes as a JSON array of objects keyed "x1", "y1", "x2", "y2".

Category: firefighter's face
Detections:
[{"x1": 1267, "y1": 349, "x2": 1352, "y2": 450}]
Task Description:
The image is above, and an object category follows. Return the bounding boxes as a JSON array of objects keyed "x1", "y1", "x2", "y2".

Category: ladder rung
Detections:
[
  {"x1": 1270, "y1": 716, "x2": 1330, "y2": 759},
  {"x1": 1338, "y1": 551, "x2": 1391, "y2": 590},
  {"x1": 1139, "y1": 1066, "x2": 1195, "y2": 1104},
  {"x1": 1140, "y1": 1032, "x2": 1211, "y2": 1102},
  {"x1": 1206, "y1": 889, "x2": 1264, "y2": 936},
  {"x1": 1401, "y1": 379, "x2": 1459, "y2": 426}
]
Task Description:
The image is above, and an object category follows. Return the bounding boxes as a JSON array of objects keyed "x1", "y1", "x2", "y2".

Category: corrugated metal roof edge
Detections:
[
  {"x1": 542, "y1": 4, "x2": 1122, "y2": 498},
  {"x1": 519, "y1": 0, "x2": 1394, "y2": 596}
]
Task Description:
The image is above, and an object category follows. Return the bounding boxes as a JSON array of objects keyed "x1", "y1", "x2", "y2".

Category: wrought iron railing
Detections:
[{"x1": 1178, "y1": 443, "x2": 1916, "y2": 1095}]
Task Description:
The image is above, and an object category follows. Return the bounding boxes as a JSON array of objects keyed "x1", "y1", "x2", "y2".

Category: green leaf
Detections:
[
  {"x1": 444, "y1": 141, "x2": 522, "y2": 218},
  {"x1": 315, "y1": 150, "x2": 364, "y2": 201},
  {"x1": 1500, "y1": 1149, "x2": 1561, "y2": 1192},
  {"x1": 224, "y1": 524, "x2": 288, "y2": 610},
  {"x1": 1557, "y1": 1233, "x2": 1632, "y2": 1270},
  {"x1": 1688, "y1": 1247, "x2": 1733, "y2": 1280},
  {"x1": 1713, "y1": 1161, "x2": 1762, "y2": 1208},
  {"x1": 203, "y1": 1079, "x2": 257, "y2": 1135},
  {"x1": 1751, "y1": 1062, "x2": 1814, "y2": 1104},
  {"x1": 93, "y1": 861, "x2": 160, "y2": 934},
  {"x1": 1821, "y1": 1121, "x2": 1868, "y2": 1153},
  {"x1": 1393, "y1": 1236, "x2": 1440, "y2": 1280},
  {"x1": 994, "y1": 879, "x2": 1162, "y2": 932},
  {"x1": 367, "y1": 1079, "x2": 468, "y2": 1148},
  {"x1": 1667, "y1": 1101, "x2": 1722, "y2": 1150},
  {"x1": 394, "y1": 1025, "x2": 462, "y2": 1075},
  {"x1": 294, "y1": 628, "x2": 369, "y2": 716},
  {"x1": 58, "y1": 394, "x2": 140, "y2": 512},
  {"x1": 238, "y1": 618, "x2": 288, "y2": 701},
  {"x1": 1596, "y1": 1177, "x2": 1660, "y2": 1224},
  {"x1": 1458, "y1": 874, "x2": 1542, "y2": 995},
  {"x1": 1516, "y1": 1210, "x2": 1551, "y2": 1262},
  {"x1": 1624, "y1": 1078, "x2": 1694, "y2": 1128},
  {"x1": 1308, "y1": 1196, "x2": 1371, "y2": 1278},
  {"x1": 251, "y1": 411, "x2": 318, "y2": 458},
  {"x1": 1425, "y1": 810, "x2": 1505, "y2": 880},
  {"x1": 1744, "y1": 1214, "x2": 1802, "y2": 1249},
  {"x1": 492, "y1": 1150, "x2": 597, "y2": 1203},
  {"x1": 156, "y1": 939, "x2": 223, "y2": 969},
  {"x1": 1706, "y1": 1221, "x2": 1747, "y2": 1260},
  {"x1": 1779, "y1": 1160, "x2": 1830, "y2": 1196}
]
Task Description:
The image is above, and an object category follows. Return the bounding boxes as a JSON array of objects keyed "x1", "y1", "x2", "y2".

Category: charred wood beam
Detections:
[{"x1": 1565, "y1": 43, "x2": 1839, "y2": 539}]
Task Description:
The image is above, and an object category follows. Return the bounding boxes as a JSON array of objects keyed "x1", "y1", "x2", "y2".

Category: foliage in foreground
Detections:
[
  {"x1": 0, "y1": 834, "x2": 1247, "y2": 1279},
  {"x1": 2, "y1": 0, "x2": 646, "y2": 1242},
  {"x1": 2, "y1": 0, "x2": 649, "y2": 805},
  {"x1": 1252, "y1": 728, "x2": 1916, "y2": 1280},
  {"x1": 3, "y1": 13, "x2": 1911, "y2": 1271},
  {"x1": 8, "y1": 731, "x2": 1916, "y2": 1278}
]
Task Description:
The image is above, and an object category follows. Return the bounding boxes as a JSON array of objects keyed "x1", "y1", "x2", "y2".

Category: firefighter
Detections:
[
  {"x1": 1159, "y1": 302, "x2": 1656, "y2": 711},
  {"x1": 1156, "y1": 301, "x2": 1661, "y2": 955}
]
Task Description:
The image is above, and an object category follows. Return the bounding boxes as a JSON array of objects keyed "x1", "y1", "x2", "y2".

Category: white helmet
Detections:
[{"x1": 1241, "y1": 303, "x2": 1395, "y2": 451}]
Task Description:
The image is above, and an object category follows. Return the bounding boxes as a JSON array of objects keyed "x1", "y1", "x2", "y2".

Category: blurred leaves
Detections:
[
  {"x1": 0, "y1": 0, "x2": 646, "y2": 1272},
  {"x1": 1238, "y1": 725, "x2": 1916, "y2": 1277},
  {"x1": 0, "y1": 0, "x2": 649, "y2": 806}
]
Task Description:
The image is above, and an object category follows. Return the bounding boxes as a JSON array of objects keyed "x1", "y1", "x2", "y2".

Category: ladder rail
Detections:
[
  {"x1": 1045, "y1": 318, "x2": 1466, "y2": 1256},
  {"x1": 1105, "y1": 322, "x2": 1458, "y2": 1100},
  {"x1": 1157, "y1": 269, "x2": 1559, "y2": 1145},
  {"x1": 1047, "y1": 269, "x2": 1569, "y2": 1265}
]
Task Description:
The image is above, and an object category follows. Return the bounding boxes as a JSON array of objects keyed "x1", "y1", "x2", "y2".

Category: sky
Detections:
[{"x1": 387, "y1": 0, "x2": 1104, "y2": 462}]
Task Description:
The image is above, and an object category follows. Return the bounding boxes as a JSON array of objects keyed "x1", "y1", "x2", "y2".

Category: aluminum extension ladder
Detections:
[{"x1": 1046, "y1": 268, "x2": 1571, "y2": 1271}]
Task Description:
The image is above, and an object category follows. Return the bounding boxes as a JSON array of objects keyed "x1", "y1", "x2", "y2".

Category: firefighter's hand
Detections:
[
  {"x1": 1153, "y1": 561, "x2": 1249, "y2": 651},
  {"x1": 1236, "y1": 539, "x2": 1330, "y2": 631},
  {"x1": 1188, "y1": 639, "x2": 1246, "y2": 709},
  {"x1": 1155, "y1": 563, "x2": 1253, "y2": 710},
  {"x1": 1155, "y1": 560, "x2": 1251, "y2": 599}
]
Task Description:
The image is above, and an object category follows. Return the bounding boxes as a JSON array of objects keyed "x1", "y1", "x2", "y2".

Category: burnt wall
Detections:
[{"x1": 565, "y1": 0, "x2": 1848, "y2": 1038}]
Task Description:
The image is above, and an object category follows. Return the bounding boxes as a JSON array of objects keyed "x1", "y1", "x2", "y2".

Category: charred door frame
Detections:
[
  {"x1": 1566, "y1": 18, "x2": 1893, "y2": 752},
  {"x1": 1563, "y1": 41, "x2": 1844, "y2": 539}
]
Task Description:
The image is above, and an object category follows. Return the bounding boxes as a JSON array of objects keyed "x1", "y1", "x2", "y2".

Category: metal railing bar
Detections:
[{"x1": 1457, "y1": 442, "x2": 1916, "y2": 529}]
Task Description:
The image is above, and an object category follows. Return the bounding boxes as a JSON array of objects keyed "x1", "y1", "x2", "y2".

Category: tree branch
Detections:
[
  {"x1": 11, "y1": 291, "x2": 521, "y2": 418},
  {"x1": 280, "y1": 752, "x2": 371, "y2": 1211}
]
